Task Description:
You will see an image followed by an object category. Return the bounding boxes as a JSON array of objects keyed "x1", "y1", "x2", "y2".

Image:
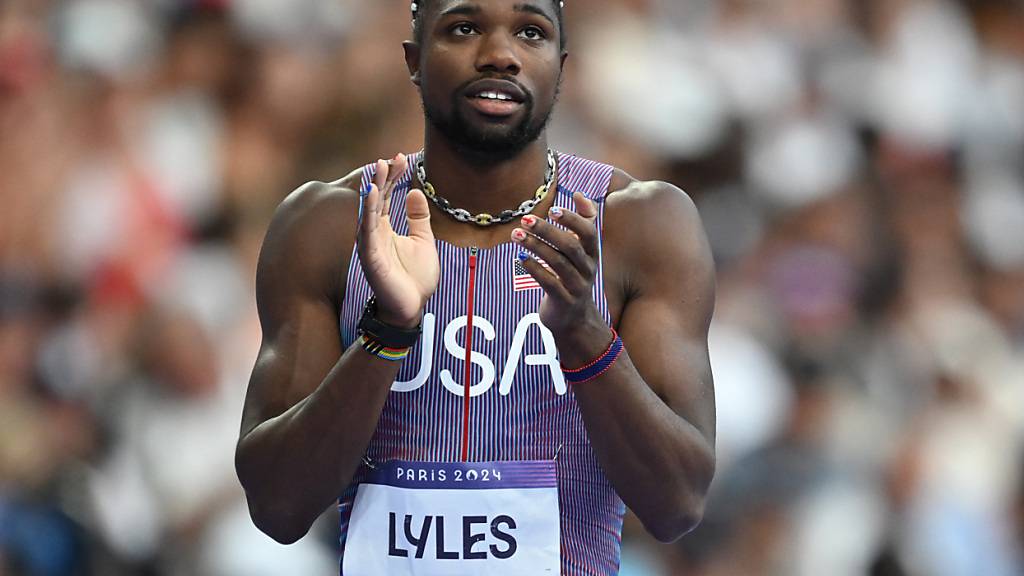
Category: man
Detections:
[{"x1": 235, "y1": 0, "x2": 716, "y2": 573}]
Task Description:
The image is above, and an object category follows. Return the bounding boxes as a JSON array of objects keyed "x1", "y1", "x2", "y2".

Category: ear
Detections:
[{"x1": 403, "y1": 41, "x2": 422, "y2": 86}]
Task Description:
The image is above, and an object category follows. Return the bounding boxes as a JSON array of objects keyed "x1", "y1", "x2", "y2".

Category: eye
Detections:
[
  {"x1": 517, "y1": 26, "x2": 546, "y2": 41},
  {"x1": 451, "y1": 22, "x2": 478, "y2": 36}
]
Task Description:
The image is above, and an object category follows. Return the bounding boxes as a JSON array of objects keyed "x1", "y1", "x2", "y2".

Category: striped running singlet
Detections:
[{"x1": 337, "y1": 152, "x2": 625, "y2": 575}]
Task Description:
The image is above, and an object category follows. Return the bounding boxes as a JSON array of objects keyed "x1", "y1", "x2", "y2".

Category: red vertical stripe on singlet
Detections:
[{"x1": 462, "y1": 246, "x2": 478, "y2": 462}]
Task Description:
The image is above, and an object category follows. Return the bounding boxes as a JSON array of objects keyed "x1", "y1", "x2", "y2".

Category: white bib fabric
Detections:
[{"x1": 343, "y1": 460, "x2": 560, "y2": 575}]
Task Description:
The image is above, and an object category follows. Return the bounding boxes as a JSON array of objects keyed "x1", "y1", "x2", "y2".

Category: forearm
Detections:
[
  {"x1": 235, "y1": 344, "x2": 399, "y2": 543},
  {"x1": 558, "y1": 324, "x2": 715, "y2": 542}
]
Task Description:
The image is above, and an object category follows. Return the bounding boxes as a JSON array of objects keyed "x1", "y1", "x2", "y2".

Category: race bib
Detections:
[{"x1": 343, "y1": 460, "x2": 560, "y2": 575}]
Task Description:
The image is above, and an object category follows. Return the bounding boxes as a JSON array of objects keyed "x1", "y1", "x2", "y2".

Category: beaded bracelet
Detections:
[
  {"x1": 359, "y1": 334, "x2": 410, "y2": 362},
  {"x1": 561, "y1": 328, "x2": 623, "y2": 385}
]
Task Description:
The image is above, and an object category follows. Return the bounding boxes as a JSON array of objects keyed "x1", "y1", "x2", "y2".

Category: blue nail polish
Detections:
[
  {"x1": 518, "y1": 251, "x2": 530, "y2": 262},
  {"x1": 550, "y1": 206, "x2": 563, "y2": 218},
  {"x1": 361, "y1": 184, "x2": 372, "y2": 197}
]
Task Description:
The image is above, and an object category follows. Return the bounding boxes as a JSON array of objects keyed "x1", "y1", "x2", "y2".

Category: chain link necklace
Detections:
[{"x1": 414, "y1": 149, "x2": 557, "y2": 227}]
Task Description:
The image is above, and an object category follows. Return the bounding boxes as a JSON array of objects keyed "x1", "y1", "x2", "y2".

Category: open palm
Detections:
[{"x1": 357, "y1": 154, "x2": 440, "y2": 327}]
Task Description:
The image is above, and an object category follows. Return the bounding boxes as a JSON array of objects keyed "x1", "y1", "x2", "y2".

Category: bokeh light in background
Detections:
[{"x1": 2, "y1": 0, "x2": 1023, "y2": 574}]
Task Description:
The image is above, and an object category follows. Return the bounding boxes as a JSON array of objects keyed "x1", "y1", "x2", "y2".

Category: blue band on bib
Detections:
[{"x1": 363, "y1": 460, "x2": 557, "y2": 491}]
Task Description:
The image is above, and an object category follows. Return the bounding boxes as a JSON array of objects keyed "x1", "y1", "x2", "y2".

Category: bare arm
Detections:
[
  {"x1": 513, "y1": 182, "x2": 715, "y2": 542},
  {"x1": 235, "y1": 157, "x2": 439, "y2": 544}
]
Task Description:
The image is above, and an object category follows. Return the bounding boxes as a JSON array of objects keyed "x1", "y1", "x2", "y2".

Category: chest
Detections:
[{"x1": 385, "y1": 242, "x2": 600, "y2": 399}]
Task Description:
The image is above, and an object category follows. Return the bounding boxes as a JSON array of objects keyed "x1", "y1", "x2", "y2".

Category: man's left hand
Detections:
[{"x1": 511, "y1": 191, "x2": 612, "y2": 358}]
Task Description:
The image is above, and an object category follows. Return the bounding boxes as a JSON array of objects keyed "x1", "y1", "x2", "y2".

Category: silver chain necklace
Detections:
[{"x1": 414, "y1": 149, "x2": 557, "y2": 227}]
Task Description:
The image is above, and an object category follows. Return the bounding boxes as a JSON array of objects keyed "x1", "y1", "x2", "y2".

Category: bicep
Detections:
[
  {"x1": 241, "y1": 295, "x2": 343, "y2": 438},
  {"x1": 614, "y1": 185, "x2": 716, "y2": 442},
  {"x1": 239, "y1": 182, "x2": 356, "y2": 438}
]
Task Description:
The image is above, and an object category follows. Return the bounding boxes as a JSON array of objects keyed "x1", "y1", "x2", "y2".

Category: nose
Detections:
[{"x1": 475, "y1": 30, "x2": 521, "y2": 75}]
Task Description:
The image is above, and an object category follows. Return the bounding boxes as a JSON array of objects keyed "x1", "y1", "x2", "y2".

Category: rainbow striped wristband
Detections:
[
  {"x1": 561, "y1": 328, "x2": 623, "y2": 385},
  {"x1": 359, "y1": 334, "x2": 410, "y2": 362}
]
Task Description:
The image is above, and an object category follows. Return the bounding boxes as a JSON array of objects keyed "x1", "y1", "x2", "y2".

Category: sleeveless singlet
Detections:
[{"x1": 337, "y1": 152, "x2": 624, "y2": 575}]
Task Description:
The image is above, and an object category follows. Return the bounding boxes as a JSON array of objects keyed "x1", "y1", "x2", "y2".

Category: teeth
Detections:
[{"x1": 478, "y1": 91, "x2": 512, "y2": 101}]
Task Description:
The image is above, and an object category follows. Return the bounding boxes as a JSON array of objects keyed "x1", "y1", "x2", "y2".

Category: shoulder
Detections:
[
  {"x1": 271, "y1": 169, "x2": 364, "y2": 233},
  {"x1": 600, "y1": 167, "x2": 714, "y2": 304},
  {"x1": 257, "y1": 169, "x2": 365, "y2": 306},
  {"x1": 602, "y1": 168, "x2": 707, "y2": 254}
]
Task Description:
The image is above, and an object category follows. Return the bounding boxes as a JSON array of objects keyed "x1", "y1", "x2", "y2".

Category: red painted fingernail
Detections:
[
  {"x1": 522, "y1": 215, "x2": 537, "y2": 228},
  {"x1": 512, "y1": 229, "x2": 527, "y2": 242}
]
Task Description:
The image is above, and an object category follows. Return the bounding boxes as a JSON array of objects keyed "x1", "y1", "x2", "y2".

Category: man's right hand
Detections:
[{"x1": 357, "y1": 153, "x2": 440, "y2": 328}]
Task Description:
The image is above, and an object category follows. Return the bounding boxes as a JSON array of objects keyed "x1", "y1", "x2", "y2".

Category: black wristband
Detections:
[{"x1": 357, "y1": 297, "x2": 422, "y2": 349}]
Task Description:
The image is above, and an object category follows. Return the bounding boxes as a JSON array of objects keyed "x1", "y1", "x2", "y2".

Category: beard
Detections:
[{"x1": 422, "y1": 82, "x2": 557, "y2": 164}]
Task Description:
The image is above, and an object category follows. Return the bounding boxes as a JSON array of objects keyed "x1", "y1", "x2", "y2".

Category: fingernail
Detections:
[
  {"x1": 518, "y1": 250, "x2": 530, "y2": 262},
  {"x1": 512, "y1": 229, "x2": 527, "y2": 242},
  {"x1": 361, "y1": 184, "x2": 372, "y2": 197},
  {"x1": 550, "y1": 206, "x2": 563, "y2": 218},
  {"x1": 522, "y1": 215, "x2": 537, "y2": 228}
]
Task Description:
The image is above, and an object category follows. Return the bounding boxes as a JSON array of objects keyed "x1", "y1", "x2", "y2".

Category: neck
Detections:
[{"x1": 420, "y1": 129, "x2": 551, "y2": 216}]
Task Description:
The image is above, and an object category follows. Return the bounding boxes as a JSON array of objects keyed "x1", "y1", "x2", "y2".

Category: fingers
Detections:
[
  {"x1": 552, "y1": 197, "x2": 600, "y2": 258},
  {"x1": 360, "y1": 155, "x2": 422, "y2": 252},
  {"x1": 357, "y1": 183, "x2": 381, "y2": 250},
  {"x1": 383, "y1": 154, "x2": 407, "y2": 216},
  {"x1": 520, "y1": 206, "x2": 598, "y2": 265},
  {"x1": 372, "y1": 159, "x2": 389, "y2": 193},
  {"x1": 371, "y1": 153, "x2": 408, "y2": 217},
  {"x1": 511, "y1": 196, "x2": 602, "y2": 298},
  {"x1": 517, "y1": 251, "x2": 573, "y2": 301},
  {"x1": 358, "y1": 182, "x2": 396, "y2": 234},
  {"x1": 405, "y1": 188, "x2": 435, "y2": 242},
  {"x1": 512, "y1": 224, "x2": 592, "y2": 296},
  {"x1": 572, "y1": 191, "x2": 598, "y2": 219}
]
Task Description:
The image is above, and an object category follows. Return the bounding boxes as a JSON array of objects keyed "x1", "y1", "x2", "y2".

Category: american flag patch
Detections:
[{"x1": 513, "y1": 256, "x2": 552, "y2": 292}]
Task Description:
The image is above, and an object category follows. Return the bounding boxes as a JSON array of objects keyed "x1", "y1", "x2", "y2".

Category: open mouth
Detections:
[
  {"x1": 464, "y1": 81, "x2": 527, "y2": 117},
  {"x1": 475, "y1": 91, "x2": 518, "y2": 102}
]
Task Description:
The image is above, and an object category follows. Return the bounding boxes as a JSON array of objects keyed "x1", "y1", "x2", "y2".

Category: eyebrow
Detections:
[
  {"x1": 514, "y1": 3, "x2": 556, "y2": 27},
  {"x1": 438, "y1": 4, "x2": 481, "y2": 18},
  {"x1": 437, "y1": 3, "x2": 555, "y2": 27}
]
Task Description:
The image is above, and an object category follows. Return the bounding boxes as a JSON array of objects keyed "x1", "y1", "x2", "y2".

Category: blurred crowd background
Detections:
[{"x1": 2, "y1": 0, "x2": 1023, "y2": 574}]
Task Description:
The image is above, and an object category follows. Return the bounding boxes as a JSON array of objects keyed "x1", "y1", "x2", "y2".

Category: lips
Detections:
[{"x1": 464, "y1": 79, "x2": 527, "y2": 118}]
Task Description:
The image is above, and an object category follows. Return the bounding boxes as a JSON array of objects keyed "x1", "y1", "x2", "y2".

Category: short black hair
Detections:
[{"x1": 411, "y1": 1, "x2": 566, "y2": 52}]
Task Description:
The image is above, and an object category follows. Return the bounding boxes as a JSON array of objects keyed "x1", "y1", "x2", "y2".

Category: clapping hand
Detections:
[{"x1": 357, "y1": 154, "x2": 440, "y2": 328}]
